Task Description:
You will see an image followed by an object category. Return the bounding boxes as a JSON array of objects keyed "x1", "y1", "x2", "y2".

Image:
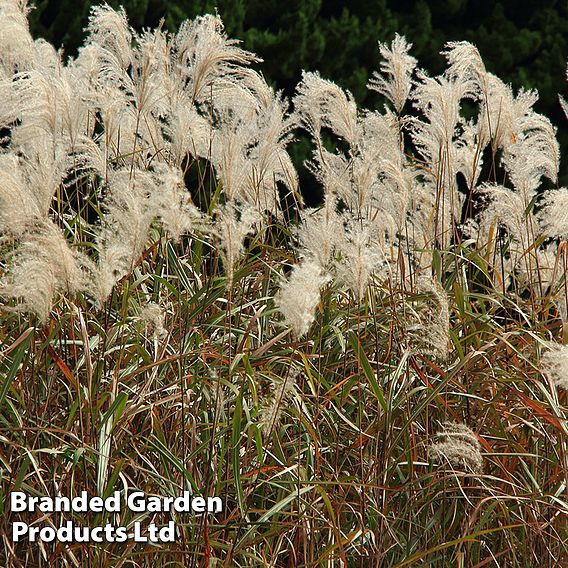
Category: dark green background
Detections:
[{"x1": 27, "y1": 0, "x2": 568, "y2": 197}]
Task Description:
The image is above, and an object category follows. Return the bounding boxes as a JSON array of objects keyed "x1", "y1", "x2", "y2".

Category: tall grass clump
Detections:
[{"x1": 0, "y1": 2, "x2": 567, "y2": 566}]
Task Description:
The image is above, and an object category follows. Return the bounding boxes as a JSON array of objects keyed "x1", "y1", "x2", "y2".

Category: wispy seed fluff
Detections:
[
  {"x1": 214, "y1": 201, "x2": 260, "y2": 287},
  {"x1": 297, "y1": 197, "x2": 341, "y2": 268},
  {"x1": 95, "y1": 169, "x2": 156, "y2": 302},
  {"x1": 540, "y1": 342, "x2": 568, "y2": 390},
  {"x1": 408, "y1": 276, "x2": 450, "y2": 360},
  {"x1": 367, "y1": 33, "x2": 417, "y2": 114},
  {"x1": 140, "y1": 302, "x2": 166, "y2": 340},
  {"x1": 0, "y1": 0, "x2": 35, "y2": 74},
  {"x1": 0, "y1": 221, "x2": 90, "y2": 321},
  {"x1": 429, "y1": 422, "x2": 484, "y2": 474},
  {"x1": 335, "y1": 221, "x2": 383, "y2": 301},
  {"x1": 537, "y1": 187, "x2": 568, "y2": 241},
  {"x1": 258, "y1": 368, "x2": 299, "y2": 436},
  {"x1": 275, "y1": 260, "x2": 329, "y2": 338}
]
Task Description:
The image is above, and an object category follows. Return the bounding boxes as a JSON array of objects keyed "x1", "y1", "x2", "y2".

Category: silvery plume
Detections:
[
  {"x1": 275, "y1": 260, "x2": 329, "y2": 338},
  {"x1": 429, "y1": 422, "x2": 484, "y2": 474},
  {"x1": 540, "y1": 341, "x2": 568, "y2": 391}
]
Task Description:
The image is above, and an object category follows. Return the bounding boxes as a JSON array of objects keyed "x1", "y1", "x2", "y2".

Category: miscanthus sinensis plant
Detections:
[
  {"x1": 0, "y1": 2, "x2": 567, "y2": 566},
  {"x1": 0, "y1": 1, "x2": 297, "y2": 316}
]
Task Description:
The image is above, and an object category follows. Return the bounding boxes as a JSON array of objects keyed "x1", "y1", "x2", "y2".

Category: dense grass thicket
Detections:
[{"x1": 0, "y1": 2, "x2": 566, "y2": 566}]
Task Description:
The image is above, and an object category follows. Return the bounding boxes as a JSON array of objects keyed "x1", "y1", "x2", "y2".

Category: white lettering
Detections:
[
  {"x1": 28, "y1": 526, "x2": 40, "y2": 542},
  {"x1": 53, "y1": 496, "x2": 70, "y2": 511},
  {"x1": 173, "y1": 492, "x2": 190, "y2": 512},
  {"x1": 115, "y1": 526, "x2": 128, "y2": 542},
  {"x1": 12, "y1": 522, "x2": 28, "y2": 541},
  {"x1": 159, "y1": 521, "x2": 175, "y2": 542},
  {"x1": 90, "y1": 497, "x2": 103, "y2": 512},
  {"x1": 71, "y1": 491, "x2": 88, "y2": 512},
  {"x1": 10, "y1": 492, "x2": 27, "y2": 512},
  {"x1": 58, "y1": 522, "x2": 73, "y2": 542},
  {"x1": 207, "y1": 496, "x2": 223, "y2": 513},
  {"x1": 38, "y1": 498, "x2": 53, "y2": 512},
  {"x1": 133, "y1": 521, "x2": 147, "y2": 542},
  {"x1": 147, "y1": 496, "x2": 162, "y2": 512},
  {"x1": 162, "y1": 496, "x2": 174, "y2": 511},
  {"x1": 105, "y1": 492, "x2": 120, "y2": 512},
  {"x1": 91, "y1": 526, "x2": 103, "y2": 543},
  {"x1": 39, "y1": 526, "x2": 56, "y2": 542},
  {"x1": 127, "y1": 491, "x2": 145, "y2": 512},
  {"x1": 74, "y1": 526, "x2": 90, "y2": 542},
  {"x1": 192, "y1": 496, "x2": 205, "y2": 513}
]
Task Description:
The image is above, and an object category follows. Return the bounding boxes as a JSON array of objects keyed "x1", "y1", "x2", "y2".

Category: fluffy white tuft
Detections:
[
  {"x1": 429, "y1": 422, "x2": 483, "y2": 473},
  {"x1": 275, "y1": 260, "x2": 329, "y2": 338}
]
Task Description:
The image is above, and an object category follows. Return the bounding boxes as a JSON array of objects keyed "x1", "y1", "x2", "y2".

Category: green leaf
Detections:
[{"x1": 349, "y1": 331, "x2": 388, "y2": 413}]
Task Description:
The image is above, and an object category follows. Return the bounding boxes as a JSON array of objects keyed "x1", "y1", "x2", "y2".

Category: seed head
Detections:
[{"x1": 429, "y1": 422, "x2": 483, "y2": 474}]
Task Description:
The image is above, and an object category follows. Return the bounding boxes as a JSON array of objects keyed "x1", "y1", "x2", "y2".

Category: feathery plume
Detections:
[
  {"x1": 476, "y1": 183, "x2": 528, "y2": 244},
  {"x1": 455, "y1": 118, "x2": 484, "y2": 191},
  {"x1": 0, "y1": 154, "x2": 42, "y2": 237},
  {"x1": 297, "y1": 197, "x2": 341, "y2": 268},
  {"x1": 502, "y1": 110, "x2": 559, "y2": 197},
  {"x1": 443, "y1": 41, "x2": 486, "y2": 85},
  {"x1": 174, "y1": 14, "x2": 259, "y2": 104},
  {"x1": 559, "y1": 63, "x2": 567, "y2": 120},
  {"x1": 407, "y1": 276, "x2": 450, "y2": 359},
  {"x1": 85, "y1": 4, "x2": 132, "y2": 71},
  {"x1": 149, "y1": 163, "x2": 205, "y2": 242},
  {"x1": 561, "y1": 95, "x2": 568, "y2": 121},
  {"x1": 335, "y1": 220, "x2": 384, "y2": 301},
  {"x1": 166, "y1": 101, "x2": 211, "y2": 163},
  {"x1": 258, "y1": 368, "x2": 299, "y2": 436},
  {"x1": 294, "y1": 71, "x2": 358, "y2": 145},
  {"x1": 95, "y1": 169, "x2": 156, "y2": 301},
  {"x1": 368, "y1": 34, "x2": 417, "y2": 114},
  {"x1": 1, "y1": 220, "x2": 90, "y2": 321},
  {"x1": 476, "y1": 74, "x2": 517, "y2": 150},
  {"x1": 517, "y1": 244, "x2": 560, "y2": 295},
  {"x1": 214, "y1": 201, "x2": 259, "y2": 287},
  {"x1": 0, "y1": 0, "x2": 34, "y2": 73},
  {"x1": 129, "y1": 26, "x2": 171, "y2": 117},
  {"x1": 275, "y1": 260, "x2": 329, "y2": 338},
  {"x1": 211, "y1": 82, "x2": 297, "y2": 213},
  {"x1": 411, "y1": 72, "x2": 477, "y2": 175},
  {"x1": 429, "y1": 422, "x2": 483, "y2": 473},
  {"x1": 540, "y1": 342, "x2": 568, "y2": 390},
  {"x1": 140, "y1": 302, "x2": 167, "y2": 340},
  {"x1": 410, "y1": 72, "x2": 478, "y2": 244},
  {"x1": 538, "y1": 188, "x2": 568, "y2": 241}
]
